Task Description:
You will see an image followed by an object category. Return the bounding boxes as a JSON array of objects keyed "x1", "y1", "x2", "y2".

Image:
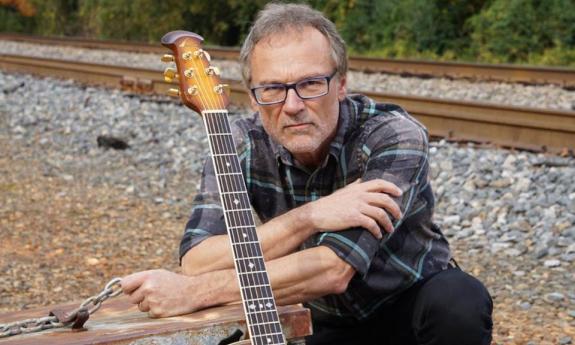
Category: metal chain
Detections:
[{"x1": 0, "y1": 277, "x2": 123, "y2": 338}]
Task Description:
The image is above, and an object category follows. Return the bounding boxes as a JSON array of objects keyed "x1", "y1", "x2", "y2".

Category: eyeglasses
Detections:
[{"x1": 250, "y1": 70, "x2": 338, "y2": 105}]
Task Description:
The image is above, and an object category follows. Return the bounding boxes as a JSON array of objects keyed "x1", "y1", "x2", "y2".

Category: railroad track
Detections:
[
  {"x1": 1, "y1": 33, "x2": 575, "y2": 88},
  {"x1": 1, "y1": 54, "x2": 574, "y2": 154}
]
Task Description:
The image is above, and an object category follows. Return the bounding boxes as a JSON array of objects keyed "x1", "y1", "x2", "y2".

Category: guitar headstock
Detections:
[{"x1": 161, "y1": 30, "x2": 229, "y2": 113}]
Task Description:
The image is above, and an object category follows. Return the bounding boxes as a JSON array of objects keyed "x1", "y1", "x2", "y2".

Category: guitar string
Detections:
[
  {"x1": 209, "y1": 112, "x2": 281, "y2": 343},
  {"x1": 187, "y1": 48, "x2": 282, "y2": 344},
  {"x1": 186, "y1": 49, "x2": 267, "y2": 343},
  {"x1": 197, "y1": 54, "x2": 278, "y2": 343},
  {"x1": 211, "y1": 112, "x2": 284, "y2": 343}
]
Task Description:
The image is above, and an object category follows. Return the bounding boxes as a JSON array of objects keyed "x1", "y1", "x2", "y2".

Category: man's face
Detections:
[{"x1": 249, "y1": 26, "x2": 347, "y2": 167}]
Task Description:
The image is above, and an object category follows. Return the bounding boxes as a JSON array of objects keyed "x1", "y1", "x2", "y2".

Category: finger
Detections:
[
  {"x1": 362, "y1": 179, "x2": 403, "y2": 196},
  {"x1": 359, "y1": 214, "x2": 383, "y2": 239},
  {"x1": 121, "y1": 271, "x2": 149, "y2": 294},
  {"x1": 366, "y1": 193, "x2": 403, "y2": 220},
  {"x1": 126, "y1": 286, "x2": 146, "y2": 305},
  {"x1": 363, "y1": 205, "x2": 394, "y2": 234},
  {"x1": 138, "y1": 298, "x2": 150, "y2": 313}
]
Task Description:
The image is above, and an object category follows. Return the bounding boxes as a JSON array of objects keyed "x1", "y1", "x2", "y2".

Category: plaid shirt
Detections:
[{"x1": 180, "y1": 94, "x2": 451, "y2": 323}]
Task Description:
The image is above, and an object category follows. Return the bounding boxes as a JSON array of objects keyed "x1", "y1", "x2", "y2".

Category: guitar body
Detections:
[{"x1": 161, "y1": 31, "x2": 287, "y2": 345}]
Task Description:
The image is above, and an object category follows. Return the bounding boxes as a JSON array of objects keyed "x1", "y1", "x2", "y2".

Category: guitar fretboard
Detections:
[{"x1": 202, "y1": 110, "x2": 286, "y2": 345}]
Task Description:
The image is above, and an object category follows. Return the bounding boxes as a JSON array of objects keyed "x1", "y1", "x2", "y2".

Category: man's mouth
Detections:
[{"x1": 285, "y1": 122, "x2": 312, "y2": 129}]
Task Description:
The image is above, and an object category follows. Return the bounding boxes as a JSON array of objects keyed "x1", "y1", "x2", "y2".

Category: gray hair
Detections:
[{"x1": 239, "y1": 3, "x2": 347, "y2": 86}]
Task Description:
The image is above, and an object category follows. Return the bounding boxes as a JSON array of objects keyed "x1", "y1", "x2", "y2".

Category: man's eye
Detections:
[
  {"x1": 262, "y1": 85, "x2": 284, "y2": 93},
  {"x1": 299, "y1": 79, "x2": 324, "y2": 88}
]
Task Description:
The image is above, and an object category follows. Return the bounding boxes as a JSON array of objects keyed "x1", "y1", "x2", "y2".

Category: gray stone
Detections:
[
  {"x1": 543, "y1": 259, "x2": 561, "y2": 267},
  {"x1": 519, "y1": 301, "x2": 531, "y2": 310},
  {"x1": 545, "y1": 292, "x2": 565, "y2": 302}
]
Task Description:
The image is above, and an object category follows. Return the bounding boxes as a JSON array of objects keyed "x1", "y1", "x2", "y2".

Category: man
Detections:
[{"x1": 121, "y1": 3, "x2": 493, "y2": 344}]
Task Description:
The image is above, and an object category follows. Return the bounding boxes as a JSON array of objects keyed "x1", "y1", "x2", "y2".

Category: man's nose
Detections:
[{"x1": 282, "y1": 88, "x2": 305, "y2": 115}]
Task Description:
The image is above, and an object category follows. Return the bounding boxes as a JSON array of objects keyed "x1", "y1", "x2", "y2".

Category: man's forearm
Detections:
[
  {"x1": 192, "y1": 246, "x2": 354, "y2": 309},
  {"x1": 182, "y1": 204, "x2": 316, "y2": 276}
]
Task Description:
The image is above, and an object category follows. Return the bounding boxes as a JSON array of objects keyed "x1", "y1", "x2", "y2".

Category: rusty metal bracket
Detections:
[{"x1": 49, "y1": 307, "x2": 90, "y2": 331}]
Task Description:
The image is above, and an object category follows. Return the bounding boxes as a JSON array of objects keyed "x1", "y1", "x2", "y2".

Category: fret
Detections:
[
  {"x1": 229, "y1": 224, "x2": 255, "y2": 229},
  {"x1": 225, "y1": 207, "x2": 252, "y2": 212},
  {"x1": 216, "y1": 171, "x2": 244, "y2": 177},
  {"x1": 239, "y1": 282, "x2": 272, "y2": 290},
  {"x1": 233, "y1": 240, "x2": 261, "y2": 246},
  {"x1": 239, "y1": 269, "x2": 268, "y2": 275},
  {"x1": 248, "y1": 320, "x2": 283, "y2": 327},
  {"x1": 250, "y1": 331, "x2": 283, "y2": 337},
  {"x1": 244, "y1": 296, "x2": 277, "y2": 303},
  {"x1": 245, "y1": 306, "x2": 280, "y2": 316},
  {"x1": 212, "y1": 153, "x2": 237, "y2": 157},
  {"x1": 208, "y1": 132, "x2": 233, "y2": 136}
]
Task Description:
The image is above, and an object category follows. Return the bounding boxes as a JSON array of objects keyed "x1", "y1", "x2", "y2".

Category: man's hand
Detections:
[
  {"x1": 304, "y1": 179, "x2": 403, "y2": 239},
  {"x1": 121, "y1": 269, "x2": 199, "y2": 318}
]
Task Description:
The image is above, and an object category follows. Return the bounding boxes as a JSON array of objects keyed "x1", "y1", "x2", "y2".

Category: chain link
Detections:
[{"x1": 0, "y1": 277, "x2": 122, "y2": 339}]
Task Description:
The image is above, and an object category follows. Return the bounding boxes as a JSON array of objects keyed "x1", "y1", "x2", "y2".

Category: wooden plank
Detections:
[{"x1": 0, "y1": 297, "x2": 312, "y2": 345}]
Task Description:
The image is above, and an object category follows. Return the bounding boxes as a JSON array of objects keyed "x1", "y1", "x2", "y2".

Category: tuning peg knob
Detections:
[
  {"x1": 161, "y1": 54, "x2": 175, "y2": 63},
  {"x1": 167, "y1": 88, "x2": 180, "y2": 97},
  {"x1": 205, "y1": 66, "x2": 221, "y2": 76},
  {"x1": 214, "y1": 84, "x2": 230, "y2": 96},
  {"x1": 194, "y1": 49, "x2": 211, "y2": 62},
  {"x1": 164, "y1": 68, "x2": 178, "y2": 79},
  {"x1": 184, "y1": 68, "x2": 195, "y2": 78}
]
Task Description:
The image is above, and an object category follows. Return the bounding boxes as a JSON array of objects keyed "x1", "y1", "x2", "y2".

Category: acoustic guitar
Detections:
[{"x1": 161, "y1": 31, "x2": 287, "y2": 345}]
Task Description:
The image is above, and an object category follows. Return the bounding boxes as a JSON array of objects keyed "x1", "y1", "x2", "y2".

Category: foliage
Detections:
[
  {"x1": 468, "y1": 0, "x2": 575, "y2": 65},
  {"x1": 0, "y1": 0, "x2": 573, "y2": 66}
]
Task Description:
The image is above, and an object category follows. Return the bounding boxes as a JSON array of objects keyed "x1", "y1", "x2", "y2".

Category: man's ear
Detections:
[{"x1": 336, "y1": 74, "x2": 347, "y2": 101}]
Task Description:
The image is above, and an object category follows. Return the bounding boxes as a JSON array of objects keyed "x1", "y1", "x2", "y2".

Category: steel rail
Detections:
[
  {"x1": 1, "y1": 54, "x2": 573, "y2": 154},
  {"x1": 1, "y1": 33, "x2": 574, "y2": 88}
]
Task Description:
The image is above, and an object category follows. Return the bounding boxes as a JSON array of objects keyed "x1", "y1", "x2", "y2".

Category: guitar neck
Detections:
[{"x1": 202, "y1": 110, "x2": 286, "y2": 345}]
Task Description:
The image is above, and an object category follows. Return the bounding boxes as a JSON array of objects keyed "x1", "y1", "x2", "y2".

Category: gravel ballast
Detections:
[{"x1": 0, "y1": 69, "x2": 574, "y2": 344}]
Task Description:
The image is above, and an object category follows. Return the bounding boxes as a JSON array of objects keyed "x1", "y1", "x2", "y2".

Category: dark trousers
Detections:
[{"x1": 306, "y1": 267, "x2": 493, "y2": 345}]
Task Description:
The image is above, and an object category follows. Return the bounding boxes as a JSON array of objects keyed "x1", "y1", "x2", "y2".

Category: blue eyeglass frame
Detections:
[{"x1": 250, "y1": 70, "x2": 338, "y2": 105}]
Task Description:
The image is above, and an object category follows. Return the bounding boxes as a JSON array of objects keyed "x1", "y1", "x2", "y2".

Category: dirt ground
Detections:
[{"x1": 0, "y1": 133, "x2": 573, "y2": 345}]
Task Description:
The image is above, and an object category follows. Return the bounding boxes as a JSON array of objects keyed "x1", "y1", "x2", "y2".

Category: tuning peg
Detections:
[
  {"x1": 164, "y1": 68, "x2": 178, "y2": 79},
  {"x1": 214, "y1": 84, "x2": 230, "y2": 96},
  {"x1": 187, "y1": 86, "x2": 198, "y2": 96},
  {"x1": 184, "y1": 68, "x2": 195, "y2": 78},
  {"x1": 205, "y1": 66, "x2": 221, "y2": 76},
  {"x1": 194, "y1": 49, "x2": 211, "y2": 62},
  {"x1": 182, "y1": 51, "x2": 193, "y2": 60},
  {"x1": 161, "y1": 54, "x2": 174, "y2": 63},
  {"x1": 167, "y1": 88, "x2": 180, "y2": 97},
  {"x1": 165, "y1": 76, "x2": 179, "y2": 83}
]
